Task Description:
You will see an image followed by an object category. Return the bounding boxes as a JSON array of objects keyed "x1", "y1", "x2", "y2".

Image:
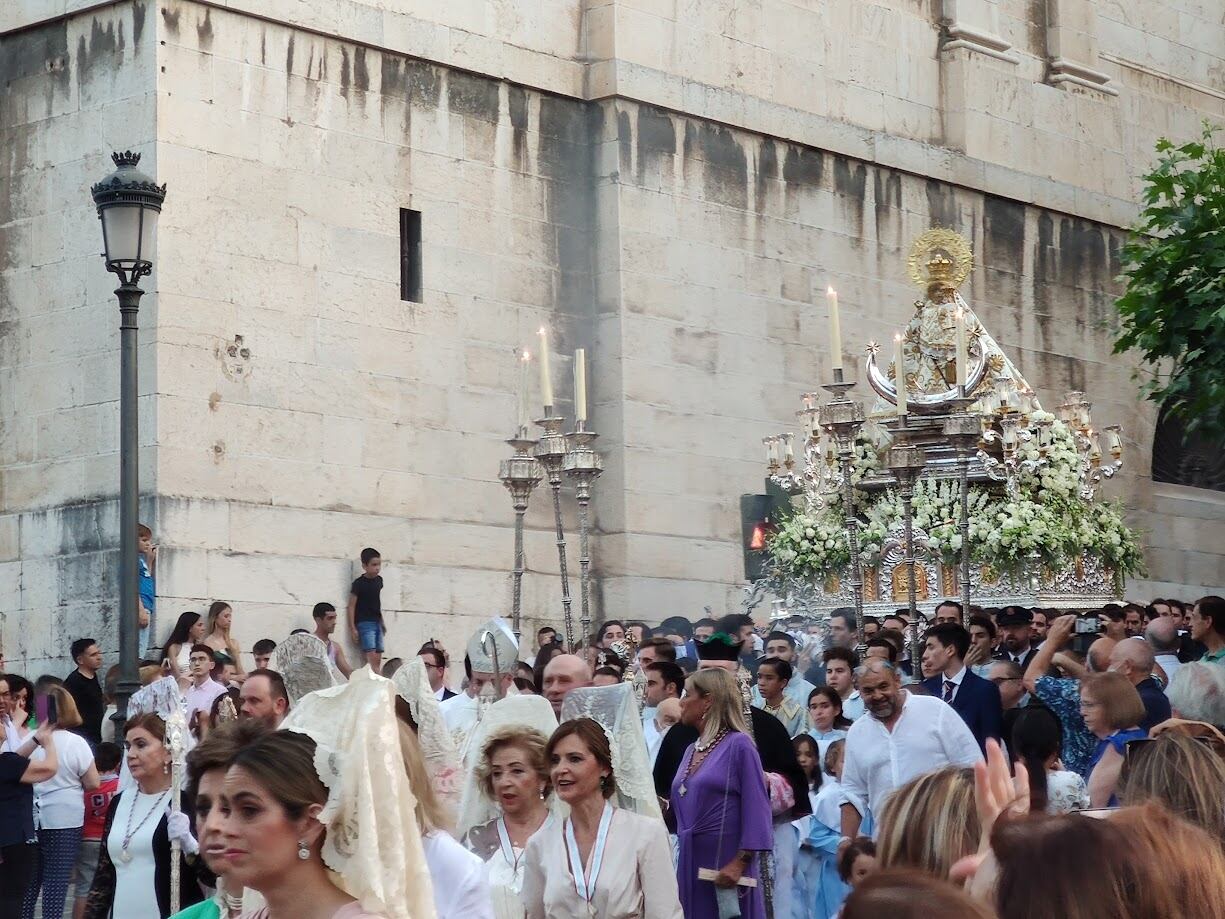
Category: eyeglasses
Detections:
[{"x1": 989, "y1": 676, "x2": 1021, "y2": 685}]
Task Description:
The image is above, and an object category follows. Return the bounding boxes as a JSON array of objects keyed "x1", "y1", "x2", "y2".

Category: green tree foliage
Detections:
[{"x1": 1113, "y1": 123, "x2": 1225, "y2": 437}]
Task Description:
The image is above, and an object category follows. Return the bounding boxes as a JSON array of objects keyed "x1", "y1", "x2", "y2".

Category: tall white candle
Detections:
[
  {"x1": 894, "y1": 334, "x2": 907, "y2": 415},
  {"x1": 518, "y1": 349, "x2": 531, "y2": 432},
  {"x1": 827, "y1": 287, "x2": 843, "y2": 373},
  {"x1": 955, "y1": 308, "x2": 968, "y2": 388},
  {"x1": 574, "y1": 348, "x2": 587, "y2": 423},
  {"x1": 538, "y1": 327, "x2": 554, "y2": 410}
]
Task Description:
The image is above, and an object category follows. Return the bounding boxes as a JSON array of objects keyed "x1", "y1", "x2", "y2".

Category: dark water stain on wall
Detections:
[
  {"x1": 538, "y1": 96, "x2": 599, "y2": 311},
  {"x1": 691, "y1": 123, "x2": 747, "y2": 210},
  {"x1": 926, "y1": 179, "x2": 958, "y2": 228},
  {"x1": 755, "y1": 138, "x2": 778, "y2": 214},
  {"x1": 196, "y1": 8, "x2": 213, "y2": 50},
  {"x1": 161, "y1": 6, "x2": 180, "y2": 35},
  {"x1": 508, "y1": 85, "x2": 528, "y2": 168},
  {"x1": 636, "y1": 104, "x2": 675, "y2": 184},
  {"x1": 448, "y1": 70, "x2": 499, "y2": 122},
  {"x1": 133, "y1": 2, "x2": 147, "y2": 45},
  {"x1": 782, "y1": 146, "x2": 824, "y2": 188}
]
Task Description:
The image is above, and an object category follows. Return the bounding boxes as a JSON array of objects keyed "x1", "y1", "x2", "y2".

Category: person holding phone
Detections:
[
  {"x1": 23, "y1": 687, "x2": 101, "y2": 919},
  {"x1": 0, "y1": 714, "x2": 59, "y2": 919}
]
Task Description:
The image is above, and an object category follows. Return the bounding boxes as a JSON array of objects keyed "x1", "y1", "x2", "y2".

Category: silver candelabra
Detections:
[
  {"x1": 535, "y1": 412, "x2": 576, "y2": 649},
  {"x1": 1058, "y1": 391, "x2": 1124, "y2": 498},
  {"x1": 499, "y1": 433, "x2": 545, "y2": 644},
  {"x1": 564, "y1": 423, "x2": 603, "y2": 648}
]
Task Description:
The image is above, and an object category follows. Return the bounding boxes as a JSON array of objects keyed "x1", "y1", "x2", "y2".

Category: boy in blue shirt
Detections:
[{"x1": 137, "y1": 523, "x2": 156, "y2": 652}]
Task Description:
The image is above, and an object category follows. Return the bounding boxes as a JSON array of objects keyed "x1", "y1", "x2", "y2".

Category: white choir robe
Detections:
[{"x1": 521, "y1": 807, "x2": 683, "y2": 919}]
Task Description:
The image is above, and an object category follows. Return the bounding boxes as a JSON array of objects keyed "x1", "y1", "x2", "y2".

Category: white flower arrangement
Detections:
[{"x1": 768, "y1": 423, "x2": 1145, "y2": 586}]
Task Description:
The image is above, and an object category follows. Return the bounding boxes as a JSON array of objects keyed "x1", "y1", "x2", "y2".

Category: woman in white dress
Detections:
[
  {"x1": 462, "y1": 724, "x2": 554, "y2": 919},
  {"x1": 83, "y1": 713, "x2": 209, "y2": 918},
  {"x1": 521, "y1": 711, "x2": 683, "y2": 919}
]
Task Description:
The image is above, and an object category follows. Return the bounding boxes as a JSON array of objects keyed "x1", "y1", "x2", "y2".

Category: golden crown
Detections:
[{"x1": 907, "y1": 228, "x2": 973, "y2": 290}]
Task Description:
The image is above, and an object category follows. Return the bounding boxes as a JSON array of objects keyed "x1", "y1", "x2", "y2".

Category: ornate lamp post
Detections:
[
  {"x1": 564, "y1": 425, "x2": 602, "y2": 647},
  {"x1": 887, "y1": 430, "x2": 927, "y2": 670},
  {"x1": 91, "y1": 151, "x2": 166, "y2": 723}
]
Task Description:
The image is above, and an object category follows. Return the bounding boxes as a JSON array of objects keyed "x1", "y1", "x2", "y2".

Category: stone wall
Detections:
[{"x1": 1, "y1": 0, "x2": 1222, "y2": 672}]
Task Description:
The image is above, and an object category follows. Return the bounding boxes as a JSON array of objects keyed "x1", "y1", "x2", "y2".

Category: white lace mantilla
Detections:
[
  {"x1": 559, "y1": 683, "x2": 661, "y2": 820},
  {"x1": 392, "y1": 658, "x2": 461, "y2": 814},
  {"x1": 273, "y1": 632, "x2": 342, "y2": 704},
  {"x1": 280, "y1": 667, "x2": 436, "y2": 919}
]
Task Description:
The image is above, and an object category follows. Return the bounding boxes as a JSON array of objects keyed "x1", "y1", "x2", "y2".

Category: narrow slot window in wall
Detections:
[{"x1": 400, "y1": 208, "x2": 422, "y2": 303}]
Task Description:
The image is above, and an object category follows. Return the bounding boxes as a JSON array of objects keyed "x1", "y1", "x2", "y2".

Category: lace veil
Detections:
[
  {"x1": 559, "y1": 683, "x2": 660, "y2": 820},
  {"x1": 392, "y1": 657, "x2": 461, "y2": 813},
  {"x1": 280, "y1": 667, "x2": 436, "y2": 919},
  {"x1": 456, "y1": 694, "x2": 561, "y2": 837},
  {"x1": 273, "y1": 632, "x2": 342, "y2": 704}
]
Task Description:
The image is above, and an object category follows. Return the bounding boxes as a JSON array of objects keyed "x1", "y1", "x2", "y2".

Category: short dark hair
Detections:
[
  {"x1": 245, "y1": 668, "x2": 289, "y2": 703},
  {"x1": 598, "y1": 620, "x2": 626, "y2": 642},
  {"x1": 189, "y1": 644, "x2": 216, "y2": 663},
  {"x1": 312, "y1": 602, "x2": 336, "y2": 620},
  {"x1": 593, "y1": 666, "x2": 623, "y2": 681},
  {"x1": 758, "y1": 658, "x2": 793, "y2": 682},
  {"x1": 1168, "y1": 598, "x2": 1186, "y2": 616},
  {"x1": 837, "y1": 837, "x2": 876, "y2": 883},
  {"x1": 882, "y1": 615, "x2": 906, "y2": 629},
  {"x1": 70, "y1": 639, "x2": 98, "y2": 663},
  {"x1": 925, "y1": 622, "x2": 971, "y2": 659},
  {"x1": 418, "y1": 647, "x2": 445, "y2": 670},
  {"x1": 1142, "y1": 604, "x2": 1161, "y2": 622},
  {"x1": 1196, "y1": 596, "x2": 1225, "y2": 637},
  {"x1": 862, "y1": 616, "x2": 880, "y2": 630},
  {"x1": 823, "y1": 647, "x2": 859, "y2": 669},
  {"x1": 968, "y1": 614, "x2": 997, "y2": 640},
  {"x1": 185, "y1": 719, "x2": 270, "y2": 798},
  {"x1": 934, "y1": 600, "x2": 963, "y2": 615},
  {"x1": 693, "y1": 617, "x2": 717, "y2": 631},
  {"x1": 94, "y1": 741, "x2": 123, "y2": 773},
  {"x1": 660, "y1": 616, "x2": 694, "y2": 640},
  {"x1": 866, "y1": 637, "x2": 898, "y2": 662},
  {"x1": 877, "y1": 628, "x2": 906, "y2": 654},
  {"x1": 639, "y1": 637, "x2": 677, "y2": 662},
  {"x1": 645, "y1": 661, "x2": 685, "y2": 698},
  {"x1": 765, "y1": 631, "x2": 797, "y2": 649},
  {"x1": 360, "y1": 547, "x2": 381, "y2": 565},
  {"x1": 252, "y1": 639, "x2": 277, "y2": 656},
  {"x1": 1099, "y1": 603, "x2": 1125, "y2": 623},
  {"x1": 537, "y1": 626, "x2": 557, "y2": 638},
  {"x1": 716, "y1": 614, "x2": 755, "y2": 637},
  {"x1": 830, "y1": 609, "x2": 856, "y2": 631}
]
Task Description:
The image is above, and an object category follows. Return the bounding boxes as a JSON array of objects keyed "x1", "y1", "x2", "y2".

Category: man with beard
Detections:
[{"x1": 839, "y1": 660, "x2": 981, "y2": 840}]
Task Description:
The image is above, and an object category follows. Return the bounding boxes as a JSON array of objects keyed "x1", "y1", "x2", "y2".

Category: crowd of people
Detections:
[{"x1": 2, "y1": 564, "x2": 1225, "y2": 918}]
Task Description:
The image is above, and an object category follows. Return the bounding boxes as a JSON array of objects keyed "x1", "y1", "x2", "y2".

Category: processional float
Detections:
[{"x1": 758, "y1": 229, "x2": 1138, "y2": 662}]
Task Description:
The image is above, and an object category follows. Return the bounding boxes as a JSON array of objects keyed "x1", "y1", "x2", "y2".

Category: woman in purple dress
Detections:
[{"x1": 671, "y1": 667, "x2": 774, "y2": 919}]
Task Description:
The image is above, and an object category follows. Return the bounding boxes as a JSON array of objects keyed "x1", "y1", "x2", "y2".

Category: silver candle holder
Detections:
[
  {"x1": 499, "y1": 433, "x2": 545, "y2": 644},
  {"x1": 886, "y1": 419, "x2": 927, "y2": 670},
  {"x1": 943, "y1": 388, "x2": 979, "y2": 629},
  {"x1": 564, "y1": 423, "x2": 603, "y2": 649},
  {"x1": 535, "y1": 412, "x2": 576, "y2": 650},
  {"x1": 819, "y1": 372, "x2": 867, "y2": 650}
]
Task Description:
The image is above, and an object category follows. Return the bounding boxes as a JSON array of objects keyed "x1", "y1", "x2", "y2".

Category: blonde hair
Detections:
[
  {"x1": 47, "y1": 685, "x2": 82, "y2": 729},
  {"x1": 1083, "y1": 672, "x2": 1145, "y2": 731},
  {"x1": 1120, "y1": 733, "x2": 1225, "y2": 842},
  {"x1": 397, "y1": 721, "x2": 452, "y2": 834},
  {"x1": 877, "y1": 767, "x2": 979, "y2": 878},
  {"x1": 686, "y1": 668, "x2": 749, "y2": 743},
  {"x1": 475, "y1": 727, "x2": 550, "y2": 802}
]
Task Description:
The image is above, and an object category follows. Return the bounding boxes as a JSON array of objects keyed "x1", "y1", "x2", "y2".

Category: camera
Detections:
[{"x1": 1074, "y1": 616, "x2": 1100, "y2": 635}]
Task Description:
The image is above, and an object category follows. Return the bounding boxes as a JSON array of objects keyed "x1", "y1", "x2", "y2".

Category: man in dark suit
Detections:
[
  {"x1": 417, "y1": 644, "x2": 457, "y2": 701},
  {"x1": 923, "y1": 622, "x2": 1002, "y2": 753},
  {"x1": 994, "y1": 606, "x2": 1040, "y2": 673}
]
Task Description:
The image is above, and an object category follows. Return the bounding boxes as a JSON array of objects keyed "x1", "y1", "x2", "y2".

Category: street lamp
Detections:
[{"x1": 91, "y1": 151, "x2": 166, "y2": 722}]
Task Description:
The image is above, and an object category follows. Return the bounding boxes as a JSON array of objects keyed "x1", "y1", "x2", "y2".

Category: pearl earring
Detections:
[{"x1": 297, "y1": 841, "x2": 310, "y2": 860}]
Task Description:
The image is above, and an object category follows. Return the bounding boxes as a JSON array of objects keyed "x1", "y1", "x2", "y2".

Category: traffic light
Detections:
[{"x1": 740, "y1": 483, "x2": 790, "y2": 581}]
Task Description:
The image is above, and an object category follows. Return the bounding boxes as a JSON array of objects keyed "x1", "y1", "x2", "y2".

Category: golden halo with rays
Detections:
[{"x1": 906, "y1": 227, "x2": 973, "y2": 290}]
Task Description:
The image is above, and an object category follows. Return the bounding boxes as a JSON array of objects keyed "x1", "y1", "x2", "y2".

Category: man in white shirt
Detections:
[
  {"x1": 641, "y1": 661, "x2": 684, "y2": 766},
  {"x1": 839, "y1": 659, "x2": 982, "y2": 839},
  {"x1": 184, "y1": 645, "x2": 229, "y2": 729},
  {"x1": 1145, "y1": 616, "x2": 1182, "y2": 686}
]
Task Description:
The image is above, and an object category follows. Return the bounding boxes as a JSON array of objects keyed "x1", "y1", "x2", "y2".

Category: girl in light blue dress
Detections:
[
  {"x1": 800, "y1": 740, "x2": 872, "y2": 919},
  {"x1": 790, "y1": 735, "x2": 823, "y2": 919}
]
